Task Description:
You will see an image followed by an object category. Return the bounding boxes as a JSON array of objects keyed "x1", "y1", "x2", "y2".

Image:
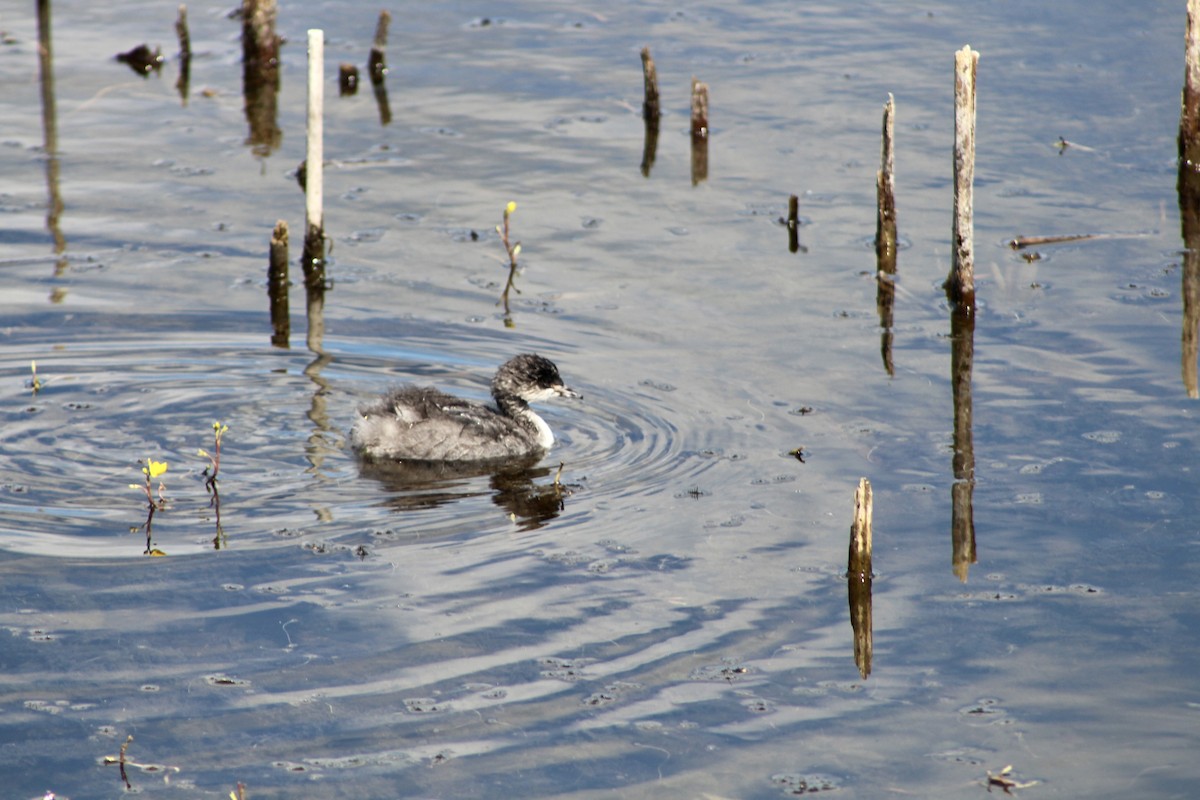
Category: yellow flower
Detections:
[
  {"x1": 505, "y1": 201, "x2": 517, "y2": 215},
  {"x1": 142, "y1": 459, "x2": 169, "y2": 479}
]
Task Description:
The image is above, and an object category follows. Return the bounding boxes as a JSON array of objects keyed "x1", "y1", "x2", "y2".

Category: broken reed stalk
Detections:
[
  {"x1": 1180, "y1": 1, "x2": 1200, "y2": 398},
  {"x1": 848, "y1": 477, "x2": 873, "y2": 580},
  {"x1": 639, "y1": 48, "x2": 661, "y2": 177},
  {"x1": 944, "y1": 46, "x2": 978, "y2": 309},
  {"x1": 175, "y1": 5, "x2": 192, "y2": 102},
  {"x1": 369, "y1": 10, "x2": 391, "y2": 86},
  {"x1": 1181, "y1": 0, "x2": 1200, "y2": 169},
  {"x1": 875, "y1": 93, "x2": 897, "y2": 266},
  {"x1": 690, "y1": 77, "x2": 709, "y2": 140},
  {"x1": 640, "y1": 46, "x2": 660, "y2": 121},
  {"x1": 268, "y1": 220, "x2": 290, "y2": 347},
  {"x1": 302, "y1": 29, "x2": 326, "y2": 290},
  {"x1": 691, "y1": 78, "x2": 709, "y2": 185},
  {"x1": 786, "y1": 193, "x2": 802, "y2": 254},
  {"x1": 847, "y1": 476, "x2": 873, "y2": 678},
  {"x1": 175, "y1": 5, "x2": 191, "y2": 59},
  {"x1": 339, "y1": 63, "x2": 359, "y2": 95}
]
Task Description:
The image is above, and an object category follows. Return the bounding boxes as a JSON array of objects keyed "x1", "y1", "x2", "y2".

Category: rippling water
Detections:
[{"x1": 2, "y1": 0, "x2": 1198, "y2": 797}]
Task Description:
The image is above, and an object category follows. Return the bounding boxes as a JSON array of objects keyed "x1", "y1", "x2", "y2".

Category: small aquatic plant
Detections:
[
  {"x1": 199, "y1": 421, "x2": 228, "y2": 496},
  {"x1": 496, "y1": 200, "x2": 522, "y2": 317},
  {"x1": 199, "y1": 421, "x2": 228, "y2": 549},
  {"x1": 130, "y1": 458, "x2": 168, "y2": 555},
  {"x1": 132, "y1": 458, "x2": 169, "y2": 508}
]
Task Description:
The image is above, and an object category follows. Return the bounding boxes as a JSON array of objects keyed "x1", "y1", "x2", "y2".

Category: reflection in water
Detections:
[
  {"x1": 1180, "y1": 173, "x2": 1200, "y2": 397},
  {"x1": 36, "y1": 0, "x2": 66, "y2": 284},
  {"x1": 242, "y1": 0, "x2": 282, "y2": 156},
  {"x1": 948, "y1": 305, "x2": 977, "y2": 581},
  {"x1": 1181, "y1": 2, "x2": 1200, "y2": 395},
  {"x1": 358, "y1": 458, "x2": 573, "y2": 530}
]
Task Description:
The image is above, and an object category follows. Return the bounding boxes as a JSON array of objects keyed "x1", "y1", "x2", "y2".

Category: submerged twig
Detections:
[{"x1": 1008, "y1": 231, "x2": 1151, "y2": 250}]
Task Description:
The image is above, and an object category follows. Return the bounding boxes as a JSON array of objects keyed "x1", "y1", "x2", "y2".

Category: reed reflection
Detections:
[
  {"x1": 36, "y1": 0, "x2": 67, "y2": 283},
  {"x1": 242, "y1": 0, "x2": 282, "y2": 157},
  {"x1": 948, "y1": 304, "x2": 977, "y2": 581}
]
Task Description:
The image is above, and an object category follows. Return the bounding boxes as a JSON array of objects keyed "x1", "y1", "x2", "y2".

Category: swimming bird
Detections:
[{"x1": 351, "y1": 354, "x2": 579, "y2": 462}]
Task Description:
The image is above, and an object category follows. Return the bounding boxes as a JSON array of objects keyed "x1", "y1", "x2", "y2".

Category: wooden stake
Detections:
[{"x1": 945, "y1": 46, "x2": 978, "y2": 309}]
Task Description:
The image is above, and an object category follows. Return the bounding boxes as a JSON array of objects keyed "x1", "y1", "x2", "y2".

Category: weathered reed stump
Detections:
[
  {"x1": 640, "y1": 47, "x2": 660, "y2": 121},
  {"x1": 875, "y1": 94, "x2": 897, "y2": 375},
  {"x1": 875, "y1": 93, "x2": 897, "y2": 267},
  {"x1": 847, "y1": 477, "x2": 873, "y2": 679},
  {"x1": 1179, "y1": 1, "x2": 1200, "y2": 397},
  {"x1": 369, "y1": 10, "x2": 391, "y2": 86},
  {"x1": 786, "y1": 194, "x2": 803, "y2": 254},
  {"x1": 268, "y1": 220, "x2": 290, "y2": 348},
  {"x1": 175, "y1": 4, "x2": 191, "y2": 102},
  {"x1": 690, "y1": 78, "x2": 709, "y2": 185},
  {"x1": 944, "y1": 46, "x2": 977, "y2": 309},
  {"x1": 639, "y1": 47, "x2": 661, "y2": 177},
  {"x1": 368, "y1": 11, "x2": 392, "y2": 125},
  {"x1": 339, "y1": 63, "x2": 359, "y2": 96},
  {"x1": 1180, "y1": 0, "x2": 1200, "y2": 173}
]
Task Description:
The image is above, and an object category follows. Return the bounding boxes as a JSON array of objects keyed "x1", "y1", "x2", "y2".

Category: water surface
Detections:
[{"x1": 1, "y1": 1, "x2": 1197, "y2": 797}]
